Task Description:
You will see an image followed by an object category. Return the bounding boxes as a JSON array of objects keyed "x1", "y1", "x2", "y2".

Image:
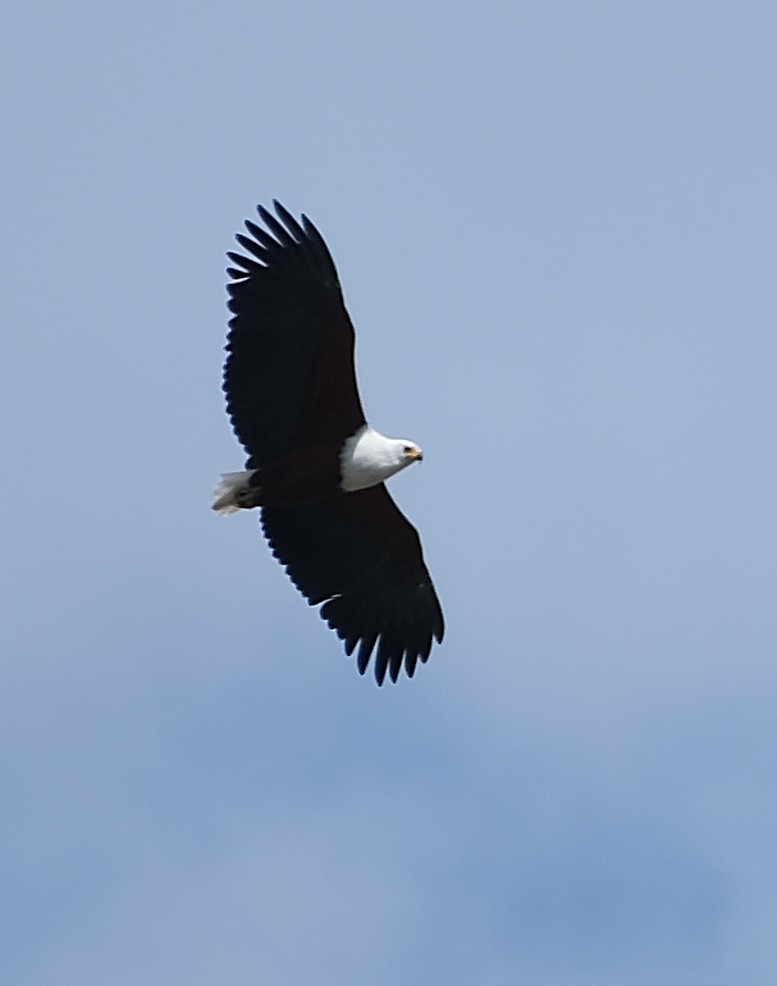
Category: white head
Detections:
[
  {"x1": 387, "y1": 437, "x2": 424, "y2": 468},
  {"x1": 341, "y1": 425, "x2": 423, "y2": 492}
]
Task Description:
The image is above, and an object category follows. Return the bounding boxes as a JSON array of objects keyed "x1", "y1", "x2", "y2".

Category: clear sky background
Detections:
[{"x1": 3, "y1": 2, "x2": 777, "y2": 984}]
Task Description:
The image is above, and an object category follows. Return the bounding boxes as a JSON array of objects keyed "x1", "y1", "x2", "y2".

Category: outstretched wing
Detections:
[
  {"x1": 261, "y1": 485, "x2": 444, "y2": 684},
  {"x1": 224, "y1": 201, "x2": 367, "y2": 468}
]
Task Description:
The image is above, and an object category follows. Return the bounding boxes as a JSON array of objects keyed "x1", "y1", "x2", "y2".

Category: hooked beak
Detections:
[{"x1": 405, "y1": 446, "x2": 423, "y2": 462}]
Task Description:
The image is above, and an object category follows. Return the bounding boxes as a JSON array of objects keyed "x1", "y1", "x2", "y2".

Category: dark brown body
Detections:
[{"x1": 235, "y1": 442, "x2": 343, "y2": 508}]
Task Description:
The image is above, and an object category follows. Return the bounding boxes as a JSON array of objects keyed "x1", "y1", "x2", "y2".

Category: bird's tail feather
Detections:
[{"x1": 211, "y1": 470, "x2": 260, "y2": 514}]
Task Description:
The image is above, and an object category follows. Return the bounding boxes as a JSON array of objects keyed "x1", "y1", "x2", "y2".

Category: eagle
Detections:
[{"x1": 213, "y1": 201, "x2": 444, "y2": 684}]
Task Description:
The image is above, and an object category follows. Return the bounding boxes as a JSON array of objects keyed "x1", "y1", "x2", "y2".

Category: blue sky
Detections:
[{"x1": 3, "y1": 2, "x2": 777, "y2": 983}]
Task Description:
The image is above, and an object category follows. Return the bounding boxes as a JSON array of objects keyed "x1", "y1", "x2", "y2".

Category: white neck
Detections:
[{"x1": 340, "y1": 425, "x2": 414, "y2": 492}]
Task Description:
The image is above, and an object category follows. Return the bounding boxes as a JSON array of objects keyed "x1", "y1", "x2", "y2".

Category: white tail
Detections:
[{"x1": 211, "y1": 470, "x2": 258, "y2": 514}]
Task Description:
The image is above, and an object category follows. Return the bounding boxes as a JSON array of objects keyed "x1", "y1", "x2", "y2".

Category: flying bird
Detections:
[{"x1": 213, "y1": 201, "x2": 444, "y2": 684}]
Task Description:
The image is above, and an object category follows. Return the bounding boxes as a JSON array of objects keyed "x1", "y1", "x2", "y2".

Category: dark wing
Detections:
[
  {"x1": 261, "y1": 485, "x2": 444, "y2": 685},
  {"x1": 224, "y1": 201, "x2": 367, "y2": 468}
]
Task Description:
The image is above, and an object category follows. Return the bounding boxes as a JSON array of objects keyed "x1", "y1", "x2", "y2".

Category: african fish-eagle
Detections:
[{"x1": 213, "y1": 201, "x2": 444, "y2": 684}]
